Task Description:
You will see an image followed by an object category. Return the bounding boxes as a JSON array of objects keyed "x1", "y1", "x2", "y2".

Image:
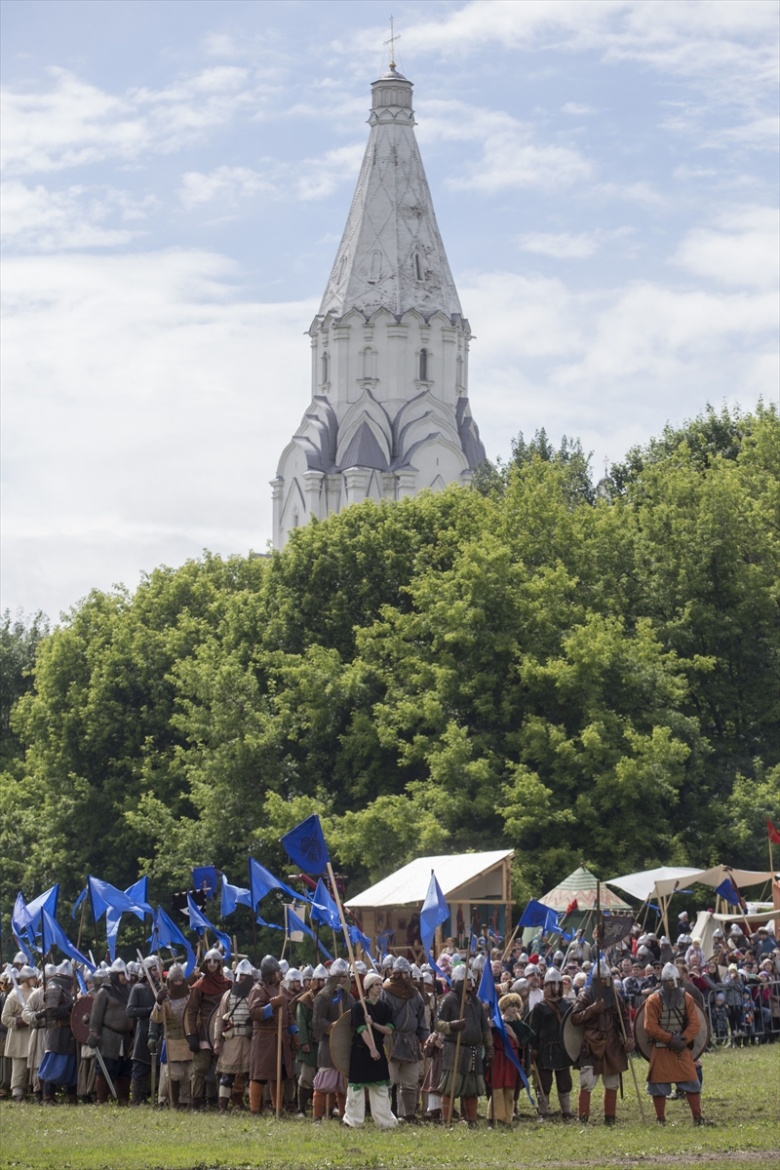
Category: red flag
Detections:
[
  {"x1": 768, "y1": 818, "x2": 780, "y2": 845},
  {"x1": 566, "y1": 898, "x2": 579, "y2": 915}
]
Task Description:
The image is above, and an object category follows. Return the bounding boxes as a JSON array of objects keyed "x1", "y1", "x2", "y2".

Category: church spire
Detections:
[
  {"x1": 318, "y1": 66, "x2": 462, "y2": 322},
  {"x1": 272, "y1": 64, "x2": 484, "y2": 550}
]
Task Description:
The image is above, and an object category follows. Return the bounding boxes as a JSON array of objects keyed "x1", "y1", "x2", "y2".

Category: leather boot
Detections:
[
  {"x1": 248, "y1": 1080, "x2": 264, "y2": 1115},
  {"x1": 297, "y1": 1085, "x2": 311, "y2": 1117},
  {"x1": 95, "y1": 1076, "x2": 109, "y2": 1105},
  {"x1": 578, "y1": 1088, "x2": 590, "y2": 1121},
  {"x1": 604, "y1": 1087, "x2": 618, "y2": 1124},
  {"x1": 117, "y1": 1075, "x2": 131, "y2": 1107},
  {"x1": 218, "y1": 1095, "x2": 229, "y2": 1114},
  {"x1": 559, "y1": 1091, "x2": 573, "y2": 1120},
  {"x1": 231, "y1": 1090, "x2": 245, "y2": 1111}
]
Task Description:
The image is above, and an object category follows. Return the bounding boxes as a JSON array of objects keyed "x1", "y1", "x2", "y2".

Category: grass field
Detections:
[{"x1": 1, "y1": 1044, "x2": 778, "y2": 1170}]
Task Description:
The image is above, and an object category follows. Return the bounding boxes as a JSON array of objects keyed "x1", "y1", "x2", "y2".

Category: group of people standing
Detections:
[{"x1": 1, "y1": 916, "x2": 777, "y2": 1130}]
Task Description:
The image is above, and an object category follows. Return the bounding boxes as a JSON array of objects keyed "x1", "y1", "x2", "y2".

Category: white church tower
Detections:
[{"x1": 272, "y1": 62, "x2": 485, "y2": 548}]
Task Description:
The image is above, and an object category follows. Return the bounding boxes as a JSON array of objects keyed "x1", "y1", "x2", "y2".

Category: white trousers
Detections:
[{"x1": 343, "y1": 1084, "x2": 398, "y2": 1129}]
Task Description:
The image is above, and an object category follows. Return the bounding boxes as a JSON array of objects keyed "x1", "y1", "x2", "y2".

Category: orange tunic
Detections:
[{"x1": 643, "y1": 991, "x2": 700, "y2": 1084}]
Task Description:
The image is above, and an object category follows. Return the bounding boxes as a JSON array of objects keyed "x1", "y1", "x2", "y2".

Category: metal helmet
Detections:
[
  {"x1": 44, "y1": 963, "x2": 57, "y2": 978},
  {"x1": 19, "y1": 966, "x2": 37, "y2": 981},
  {"x1": 234, "y1": 959, "x2": 254, "y2": 978},
  {"x1": 260, "y1": 955, "x2": 282, "y2": 982},
  {"x1": 301, "y1": 965, "x2": 314, "y2": 980},
  {"x1": 330, "y1": 958, "x2": 349, "y2": 977},
  {"x1": 279, "y1": 959, "x2": 289, "y2": 976},
  {"x1": 286, "y1": 968, "x2": 302, "y2": 984},
  {"x1": 596, "y1": 958, "x2": 612, "y2": 978},
  {"x1": 393, "y1": 956, "x2": 412, "y2": 974},
  {"x1": 423, "y1": 972, "x2": 434, "y2": 985},
  {"x1": 223, "y1": 967, "x2": 234, "y2": 981},
  {"x1": 544, "y1": 967, "x2": 564, "y2": 984},
  {"x1": 354, "y1": 961, "x2": 367, "y2": 975},
  {"x1": 312, "y1": 964, "x2": 328, "y2": 980},
  {"x1": 381, "y1": 954, "x2": 395, "y2": 971},
  {"x1": 451, "y1": 964, "x2": 468, "y2": 983},
  {"x1": 126, "y1": 961, "x2": 141, "y2": 977},
  {"x1": 55, "y1": 959, "x2": 74, "y2": 979},
  {"x1": 203, "y1": 948, "x2": 223, "y2": 965},
  {"x1": 110, "y1": 958, "x2": 128, "y2": 977},
  {"x1": 661, "y1": 963, "x2": 680, "y2": 982},
  {"x1": 13, "y1": 952, "x2": 28, "y2": 967},
  {"x1": 167, "y1": 963, "x2": 186, "y2": 983}
]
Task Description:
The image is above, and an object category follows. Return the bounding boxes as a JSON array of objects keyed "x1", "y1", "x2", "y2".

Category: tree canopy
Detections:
[{"x1": 2, "y1": 404, "x2": 778, "y2": 937}]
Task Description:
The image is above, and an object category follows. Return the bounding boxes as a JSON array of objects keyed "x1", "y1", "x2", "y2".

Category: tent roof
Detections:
[
  {"x1": 345, "y1": 850, "x2": 513, "y2": 909},
  {"x1": 539, "y1": 866, "x2": 631, "y2": 912},
  {"x1": 607, "y1": 865, "x2": 775, "y2": 903}
]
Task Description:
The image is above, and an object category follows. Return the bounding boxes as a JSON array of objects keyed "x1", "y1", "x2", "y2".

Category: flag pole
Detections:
[
  {"x1": 325, "y1": 861, "x2": 374, "y2": 1041},
  {"x1": 446, "y1": 952, "x2": 471, "y2": 1126}
]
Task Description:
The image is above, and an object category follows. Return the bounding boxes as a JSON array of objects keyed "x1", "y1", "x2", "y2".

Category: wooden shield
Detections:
[
  {"x1": 207, "y1": 1006, "x2": 222, "y2": 1049},
  {"x1": 70, "y1": 994, "x2": 95, "y2": 1045},
  {"x1": 329, "y1": 1009, "x2": 354, "y2": 1078},
  {"x1": 561, "y1": 1003, "x2": 585, "y2": 1064},
  {"x1": 633, "y1": 999, "x2": 710, "y2": 1062}
]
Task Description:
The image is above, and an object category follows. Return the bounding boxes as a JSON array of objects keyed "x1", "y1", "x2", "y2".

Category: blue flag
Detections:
[
  {"x1": 41, "y1": 909, "x2": 96, "y2": 972},
  {"x1": 518, "y1": 899, "x2": 562, "y2": 935},
  {"x1": 309, "y1": 878, "x2": 341, "y2": 931},
  {"x1": 715, "y1": 878, "x2": 743, "y2": 908},
  {"x1": 280, "y1": 814, "x2": 330, "y2": 874},
  {"x1": 93, "y1": 877, "x2": 152, "y2": 961},
  {"x1": 89, "y1": 875, "x2": 151, "y2": 921},
  {"x1": 256, "y1": 915, "x2": 286, "y2": 933},
  {"x1": 186, "y1": 894, "x2": 232, "y2": 961},
  {"x1": 220, "y1": 872, "x2": 253, "y2": 917},
  {"x1": 151, "y1": 906, "x2": 196, "y2": 977},
  {"x1": 284, "y1": 906, "x2": 333, "y2": 959},
  {"x1": 347, "y1": 924, "x2": 375, "y2": 967},
  {"x1": 477, "y1": 956, "x2": 535, "y2": 1106},
  {"x1": 71, "y1": 888, "x2": 87, "y2": 920},
  {"x1": 12, "y1": 885, "x2": 60, "y2": 958},
  {"x1": 420, "y1": 871, "x2": 451, "y2": 986},
  {"x1": 192, "y1": 866, "x2": 219, "y2": 899},
  {"x1": 248, "y1": 857, "x2": 300, "y2": 907}
]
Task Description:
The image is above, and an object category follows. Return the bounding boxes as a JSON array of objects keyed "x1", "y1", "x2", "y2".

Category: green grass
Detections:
[{"x1": 1, "y1": 1044, "x2": 778, "y2": 1170}]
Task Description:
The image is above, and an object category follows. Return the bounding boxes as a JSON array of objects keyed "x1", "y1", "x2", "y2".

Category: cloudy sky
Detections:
[{"x1": 2, "y1": 0, "x2": 778, "y2": 621}]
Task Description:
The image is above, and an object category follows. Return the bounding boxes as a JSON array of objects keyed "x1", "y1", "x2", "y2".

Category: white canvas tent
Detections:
[
  {"x1": 692, "y1": 908, "x2": 778, "y2": 961},
  {"x1": 345, "y1": 850, "x2": 513, "y2": 958},
  {"x1": 606, "y1": 864, "x2": 775, "y2": 937}
]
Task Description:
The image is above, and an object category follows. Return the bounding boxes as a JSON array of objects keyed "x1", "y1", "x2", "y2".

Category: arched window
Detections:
[
  {"x1": 368, "y1": 250, "x2": 381, "y2": 284},
  {"x1": 414, "y1": 252, "x2": 423, "y2": 282},
  {"x1": 419, "y1": 348, "x2": 429, "y2": 381},
  {"x1": 321, "y1": 351, "x2": 329, "y2": 385}
]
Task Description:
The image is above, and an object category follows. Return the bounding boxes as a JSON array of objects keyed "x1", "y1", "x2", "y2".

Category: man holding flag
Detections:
[{"x1": 436, "y1": 964, "x2": 492, "y2": 1128}]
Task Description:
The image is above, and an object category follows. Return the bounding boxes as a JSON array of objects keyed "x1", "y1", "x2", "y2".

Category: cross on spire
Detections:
[{"x1": 384, "y1": 16, "x2": 401, "y2": 68}]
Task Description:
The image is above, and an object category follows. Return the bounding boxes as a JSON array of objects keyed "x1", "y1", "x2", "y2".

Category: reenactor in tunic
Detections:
[
  {"x1": 214, "y1": 959, "x2": 254, "y2": 1112},
  {"x1": 643, "y1": 962, "x2": 704, "y2": 1125}
]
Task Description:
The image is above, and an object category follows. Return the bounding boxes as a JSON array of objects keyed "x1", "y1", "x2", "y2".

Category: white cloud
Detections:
[
  {"x1": 1, "y1": 248, "x2": 315, "y2": 617},
  {"x1": 1, "y1": 181, "x2": 158, "y2": 251},
  {"x1": 673, "y1": 205, "x2": 780, "y2": 289},
  {"x1": 179, "y1": 166, "x2": 278, "y2": 209},
  {"x1": 177, "y1": 143, "x2": 365, "y2": 209},
  {"x1": 562, "y1": 102, "x2": 596, "y2": 115},
  {"x1": 517, "y1": 231, "x2": 600, "y2": 259},
  {"x1": 0, "y1": 66, "x2": 269, "y2": 176},
  {"x1": 415, "y1": 98, "x2": 593, "y2": 192}
]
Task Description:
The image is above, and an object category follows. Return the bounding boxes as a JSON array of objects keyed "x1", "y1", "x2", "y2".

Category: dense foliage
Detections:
[{"x1": 1, "y1": 405, "x2": 778, "y2": 929}]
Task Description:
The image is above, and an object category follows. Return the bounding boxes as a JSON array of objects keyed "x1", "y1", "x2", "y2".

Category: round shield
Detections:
[
  {"x1": 561, "y1": 1002, "x2": 585, "y2": 1064},
  {"x1": 633, "y1": 999, "x2": 710, "y2": 1062},
  {"x1": 329, "y1": 1009, "x2": 354, "y2": 1078},
  {"x1": 207, "y1": 1005, "x2": 222, "y2": 1050},
  {"x1": 70, "y1": 994, "x2": 95, "y2": 1045}
]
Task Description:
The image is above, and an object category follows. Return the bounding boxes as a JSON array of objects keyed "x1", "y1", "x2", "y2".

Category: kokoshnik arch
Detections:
[{"x1": 272, "y1": 63, "x2": 486, "y2": 549}]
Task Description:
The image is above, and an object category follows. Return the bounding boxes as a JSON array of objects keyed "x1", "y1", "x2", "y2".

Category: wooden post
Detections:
[{"x1": 446, "y1": 965, "x2": 470, "y2": 1126}]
